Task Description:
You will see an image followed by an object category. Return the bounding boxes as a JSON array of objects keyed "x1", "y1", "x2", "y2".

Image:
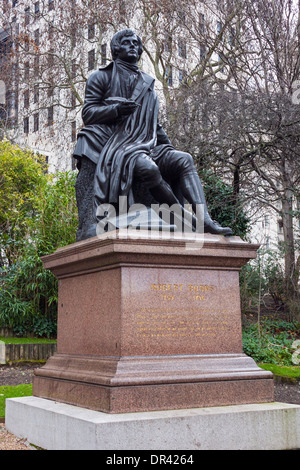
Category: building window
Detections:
[
  {"x1": 34, "y1": 2, "x2": 40, "y2": 17},
  {"x1": 24, "y1": 35, "x2": 29, "y2": 52},
  {"x1": 48, "y1": 21, "x2": 54, "y2": 40},
  {"x1": 47, "y1": 86, "x2": 54, "y2": 98},
  {"x1": 119, "y1": 0, "x2": 126, "y2": 23},
  {"x1": 217, "y1": 21, "x2": 223, "y2": 37},
  {"x1": 88, "y1": 49, "x2": 95, "y2": 71},
  {"x1": 24, "y1": 62, "x2": 29, "y2": 82},
  {"x1": 88, "y1": 23, "x2": 95, "y2": 40},
  {"x1": 228, "y1": 27, "x2": 235, "y2": 47},
  {"x1": 34, "y1": 28, "x2": 39, "y2": 47},
  {"x1": 218, "y1": 53, "x2": 225, "y2": 73},
  {"x1": 71, "y1": 59, "x2": 77, "y2": 78},
  {"x1": 23, "y1": 116, "x2": 29, "y2": 134},
  {"x1": 165, "y1": 66, "x2": 173, "y2": 86},
  {"x1": 199, "y1": 14, "x2": 205, "y2": 34},
  {"x1": 7, "y1": 90, "x2": 17, "y2": 119},
  {"x1": 71, "y1": 25, "x2": 76, "y2": 48},
  {"x1": 33, "y1": 112, "x2": 39, "y2": 132},
  {"x1": 71, "y1": 91, "x2": 76, "y2": 109},
  {"x1": 200, "y1": 44, "x2": 206, "y2": 62},
  {"x1": 265, "y1": 214, "x2": 270, "y2": 227},
  {"x1": 23, "y1": 89, "x2": 29, "y2": 108},
  {"x1": 164, "y1": 32, "x2": 172, "y2": 53},
  {"x1": 34, "y1": 56, "x2": 39, "y2": 77},
  {"x1": 0, "y1": 80, "x2": 5, "y2": 106},
  {"x1": 101, "y1": 44, "x2": 107, "y2": 65},
  {"x1": 71, "y1": 121, "x2": 76, "y2": 141},
  {"x1": 177, "y1": 10, "x2": 186, "y2": 23},
  {"x1": 34, "y1": 84, "x2": 39, "y2": 103},
  {"x1": 24, "y1": 7, "x2": 30, "y2": 26},
  {"x1": 178, "y1": 39, "x2": 186, "y2": 59},
  {"x1": 47, "y1": 106, "x2": 54, "y2": 126},
  {"x1": 48, "y1": 50, "x2": 54, "y2": 69},
  {"x1": 179, "y1": 70, "x2": 185, "y2": 84}
]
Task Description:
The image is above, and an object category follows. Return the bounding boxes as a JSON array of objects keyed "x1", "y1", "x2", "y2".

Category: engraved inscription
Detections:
[
  {"x1": 134, "y1": 282, "x2": 232, "y2": 340},
  {"x1": 136, "y1": 309, "x2": 230, "y2": 339},
  {"x1": 151, "y1": 282, "x2": 216, "y2": 302}
]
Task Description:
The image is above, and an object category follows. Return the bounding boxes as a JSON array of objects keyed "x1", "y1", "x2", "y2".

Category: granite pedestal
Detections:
[{"x1": 33, "y1": 231, "x2": 274, "y2": 413}]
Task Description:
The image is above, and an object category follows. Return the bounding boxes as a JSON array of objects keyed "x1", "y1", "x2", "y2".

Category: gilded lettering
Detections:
[{"x1": 151, "y1": 283, "x2": 183, "y2": 292}]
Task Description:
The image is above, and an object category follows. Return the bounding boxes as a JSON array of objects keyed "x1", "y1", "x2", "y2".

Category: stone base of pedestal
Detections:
[
  {"x1": 33, "y1": 352, "x2": 273, "y2": 413},
  {"x1": 33, "y1": 232, "x2": 274, "y2": 413},
  {"x1": 5, "y1": 397, "x2": 300, "y2": 450}
]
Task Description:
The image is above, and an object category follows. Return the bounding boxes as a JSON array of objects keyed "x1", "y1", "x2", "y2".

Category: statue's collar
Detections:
[
  {"x1": 114, "y1": 59, "x2": 140, "y2": 74},
  {"x1": 99, "y1": 61, "x2": 155, "y2": 96},
  {"x1": 99, "y1": 60, "x2": 139, "y2": 73}
]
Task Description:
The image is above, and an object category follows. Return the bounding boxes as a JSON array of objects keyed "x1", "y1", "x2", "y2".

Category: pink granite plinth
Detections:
[{"x1": 33, "y1": 231, "x2": 274, "y2": 413}]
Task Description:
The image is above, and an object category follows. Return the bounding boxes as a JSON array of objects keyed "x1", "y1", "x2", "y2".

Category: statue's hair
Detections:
[{"x1": 110, "y1": 29, "x2": 143, "y2": 60}]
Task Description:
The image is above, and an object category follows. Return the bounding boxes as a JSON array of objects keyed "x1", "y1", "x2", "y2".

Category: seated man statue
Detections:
[{"x1": 73, "y1": 29, "x2": 232, "y2": 240}]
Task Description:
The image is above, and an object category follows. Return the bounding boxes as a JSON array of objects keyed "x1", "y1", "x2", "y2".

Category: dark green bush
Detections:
[
  {"x1": 242, "y1": 319, "x2": 299, "y2": 365},
  {"x1": 199, "y1": 169, "x2": 250, "y2": 239},
  {"x1": 0, "y1": 146, "x2": 78, "y2": 337}
]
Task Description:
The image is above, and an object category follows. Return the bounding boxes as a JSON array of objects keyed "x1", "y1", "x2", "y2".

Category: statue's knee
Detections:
[
  {"x1": 147, "y1": 165, "x2": 162, "y2": 187},
  {"x1": 135, "y1": 157, "x2": 162, "y2": 187},
  {"x1": 171, "y1": 151, "x2": 195, "y2": 174},
  {"x1": 180, "y1": 152, "x2": 194, "y2": 170}
]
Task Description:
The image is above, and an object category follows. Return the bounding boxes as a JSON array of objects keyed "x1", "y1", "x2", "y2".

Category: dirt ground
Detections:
[
  {"x1": 0, "y1": 362, "x2": 43, "y2": 386},
  {"x1": 0, "y1": 362, "x2": 299, "y2": 450}
]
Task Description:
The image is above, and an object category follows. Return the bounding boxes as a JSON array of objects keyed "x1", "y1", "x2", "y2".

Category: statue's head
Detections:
[{"x1": 110, "y1": 29, "x2": 143, "y2": 62}]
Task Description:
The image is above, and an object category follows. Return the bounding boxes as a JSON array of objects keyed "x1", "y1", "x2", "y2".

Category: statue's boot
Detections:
[{"x1": 179, "y1": 171, "x2": 233, "y2": 236}]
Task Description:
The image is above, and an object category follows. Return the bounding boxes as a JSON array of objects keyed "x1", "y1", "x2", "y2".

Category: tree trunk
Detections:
[{"x1": 281, "y1": 188, "x2": 297, "y2": 298}]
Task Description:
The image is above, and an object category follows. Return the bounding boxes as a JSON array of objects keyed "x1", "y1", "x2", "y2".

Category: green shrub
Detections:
[
  {"x1": 242, "y1": 319, "x2": 299, "y2": 365},
  {"x1": 0, "y1": 142, "x2": 78, "y2": 337},
  {"x1": 199, "y1": 169, "x2": 250, "y2": 239},
  {"x1": 0, "y1": 253, "x2": 57, "y2": 336}
]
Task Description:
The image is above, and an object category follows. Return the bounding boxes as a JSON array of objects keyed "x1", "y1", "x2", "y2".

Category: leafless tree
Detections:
[{"x1": 163, "y1": 0, "x2": 300, "y2": 301}]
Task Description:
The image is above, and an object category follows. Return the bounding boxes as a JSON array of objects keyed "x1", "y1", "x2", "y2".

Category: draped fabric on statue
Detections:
[
  {"x1": 94, "y1": 64, "x2": 159, "y2": 208},
  {"x1": 74, "y1": 59, "x2": 173, "y2": 211}
]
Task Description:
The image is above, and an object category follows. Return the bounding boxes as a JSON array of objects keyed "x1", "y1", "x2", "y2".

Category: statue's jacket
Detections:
[{"x1": 74, "y1": 60, "x2": 173, "y2": 207}]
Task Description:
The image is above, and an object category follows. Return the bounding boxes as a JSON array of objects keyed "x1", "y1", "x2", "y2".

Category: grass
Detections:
[
  {"x1": 258, "y1": 363, "x2": 300, "y2": 380},
  {"x1": 0, "y1": 336, "x2": 56, "y2": 344},
  {"x1": 0, "y1": 384, "x2": 33, "y2": 418}
]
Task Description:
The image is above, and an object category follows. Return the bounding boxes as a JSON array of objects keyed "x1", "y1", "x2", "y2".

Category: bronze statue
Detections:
[{"x1": 73, "y1": 29, "x2": 232, "y2": 240}]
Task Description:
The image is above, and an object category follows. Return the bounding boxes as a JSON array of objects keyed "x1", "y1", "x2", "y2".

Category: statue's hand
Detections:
[{"x1": 117, "y1": 100, "x2": 139, "y2": 116}]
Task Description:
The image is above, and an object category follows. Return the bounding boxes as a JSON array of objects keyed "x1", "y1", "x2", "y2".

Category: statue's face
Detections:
[{"x1": 117, "y1": 34, "x2": 140, "y2": 63}]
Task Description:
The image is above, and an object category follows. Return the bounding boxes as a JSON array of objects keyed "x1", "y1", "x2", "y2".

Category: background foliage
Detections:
[
  {"x1": 0, "y1": 141, "x2": 78, "y2": 337},
  {"x1": 242, "y1": 319, "x2": 299, "y2": 365},
  {"x1": 200, "y1": 169, "x2": 250, "y2": 239}
]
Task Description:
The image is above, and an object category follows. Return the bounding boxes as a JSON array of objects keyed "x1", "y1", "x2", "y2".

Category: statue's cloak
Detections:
[{"x1": 73, "y1": 60, "x2": 173, "y2": 208}]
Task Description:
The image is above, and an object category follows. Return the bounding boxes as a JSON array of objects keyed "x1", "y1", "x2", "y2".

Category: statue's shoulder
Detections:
[
  {"x1": 87, "y1": 63, "x2": 113, "y2": 83},
  {"x1": 98, "y1": 62, "x2": 114, "y2": 72},
  {"x1": 140, "y1": 70, "x2": 155, "y2": 86}
]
